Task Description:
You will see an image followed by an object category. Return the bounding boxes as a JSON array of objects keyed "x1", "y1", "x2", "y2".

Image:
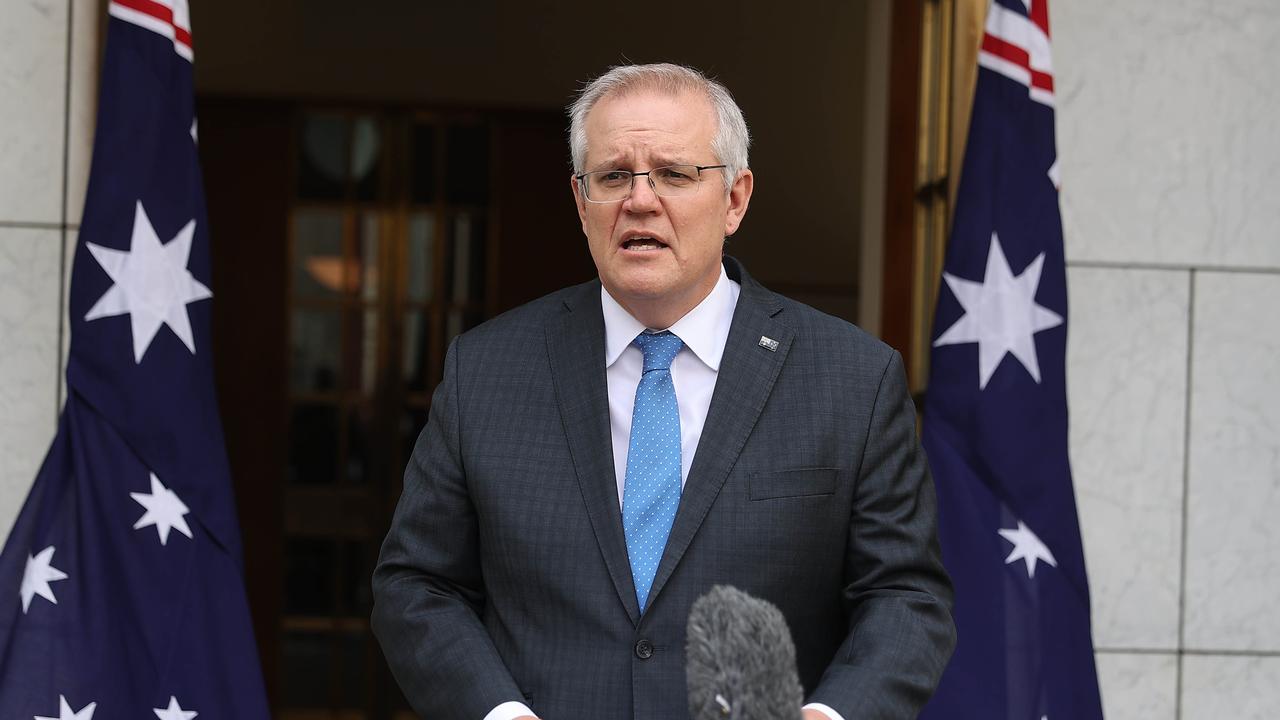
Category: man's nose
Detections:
[{"x1": 624, "y1": 176, "x2": 662, "y2": 212}]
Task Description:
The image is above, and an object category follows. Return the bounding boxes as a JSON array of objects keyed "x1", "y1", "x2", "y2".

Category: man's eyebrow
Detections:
[
  {"x1": 588, "y1": 153, "x2": 688, "y2": 171},
  {"x1": 646, "y1": 154, "x2": 684, "y2": 168},
  {"x1": 588, "y1": 157, "x2": 627, "y2": 171}
]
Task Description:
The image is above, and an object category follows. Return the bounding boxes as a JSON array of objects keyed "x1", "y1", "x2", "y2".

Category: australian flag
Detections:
[
  {"x1": 919, "y1": 1, "x2": 1104, "y2": 718},
  {"x1": 0, "y1": 2, "x2": 269, "y2": 718}
]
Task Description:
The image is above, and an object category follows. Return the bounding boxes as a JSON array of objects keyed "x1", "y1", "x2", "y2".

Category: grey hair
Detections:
[{"x1": 568, "y1": 63, "x2": 751, "y2": 193}]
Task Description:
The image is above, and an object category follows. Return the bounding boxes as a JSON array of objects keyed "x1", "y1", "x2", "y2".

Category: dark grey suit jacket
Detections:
[{"x1": 372, "y1": 257, "x2": 955, "y2": 719}]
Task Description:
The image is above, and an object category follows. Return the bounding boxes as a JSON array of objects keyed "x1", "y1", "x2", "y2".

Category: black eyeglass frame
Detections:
[{"x1": 574, "y1": 164, "x2": 728, "y2": 203}]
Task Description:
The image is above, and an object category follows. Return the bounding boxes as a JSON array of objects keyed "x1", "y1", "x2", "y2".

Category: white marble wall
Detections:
[
  {"x1": 0, "y1": 0, "x2": 97, "y2": 539},
  {"x1": 1055, "y1": 0, "x2": 1280, "y2": 717}
]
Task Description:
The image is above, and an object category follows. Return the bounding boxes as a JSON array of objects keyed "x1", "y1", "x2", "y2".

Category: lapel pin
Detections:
[{"x1": 758, "y1": 336, "x2": 779, "y2": 352}]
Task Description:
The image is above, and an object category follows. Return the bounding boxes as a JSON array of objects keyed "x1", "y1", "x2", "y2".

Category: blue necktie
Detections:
[{"x1": 622, "y1": 331, "x2": 684, "y2": 613}]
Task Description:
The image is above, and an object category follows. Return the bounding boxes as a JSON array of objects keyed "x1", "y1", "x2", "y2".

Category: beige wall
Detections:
[
  {"x1": 1054, "y1": 1, "x2": 1280, "y2": 717},
  {"x1": 0, "y1": 0, "x2": 97, "y2": 540}
]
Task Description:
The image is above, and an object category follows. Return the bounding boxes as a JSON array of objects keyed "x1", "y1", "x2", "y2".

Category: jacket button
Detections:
[{"x1": 634, "y1": 639, "x2": 654, "y2": 659}]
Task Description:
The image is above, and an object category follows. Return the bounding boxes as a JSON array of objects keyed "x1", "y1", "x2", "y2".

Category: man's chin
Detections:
[
  {"x1": 603, "y1": 266, "x2": 675, "y2": 296},
  {"x1": 606, "y1": 282, "x2": 672, "y2": 307}
]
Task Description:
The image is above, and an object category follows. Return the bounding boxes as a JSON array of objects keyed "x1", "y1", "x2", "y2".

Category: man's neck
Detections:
[
  {"x1": 605, "y1": 278, "x2": 719, "y2": 330},
  {"x1": 617, "y1": 300, "x2": 697, "y2": 331}
]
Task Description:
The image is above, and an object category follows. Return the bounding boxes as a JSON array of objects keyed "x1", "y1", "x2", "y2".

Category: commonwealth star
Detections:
[
  {"x1": 933, "y1": 233, "x2": 1063, "y2": 389},
  {"x1": 84, "y1": 200, "x2": 212, "y2": 363}
]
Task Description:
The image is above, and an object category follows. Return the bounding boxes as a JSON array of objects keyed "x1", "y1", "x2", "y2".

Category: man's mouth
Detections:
[{"x1": 621, "y1": 236, "x2": 669, "y2": 251}]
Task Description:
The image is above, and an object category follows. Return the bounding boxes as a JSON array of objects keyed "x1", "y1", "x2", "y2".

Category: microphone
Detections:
[{"x1": 686, "y1": 585, "x2": 804, "y2": 720}]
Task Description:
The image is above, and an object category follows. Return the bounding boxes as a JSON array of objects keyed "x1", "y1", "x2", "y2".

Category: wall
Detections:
[
  {"x1": 1055, "y1": 1, "x2": 1280, "y2": 717},
  {"x1": 0, "y1": 0, "x2": 96, "y2": 540}
]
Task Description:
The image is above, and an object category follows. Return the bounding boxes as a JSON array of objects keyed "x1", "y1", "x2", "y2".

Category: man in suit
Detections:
[{"x1": 372, "y1": 63, "x2": 955, "y2": 720}]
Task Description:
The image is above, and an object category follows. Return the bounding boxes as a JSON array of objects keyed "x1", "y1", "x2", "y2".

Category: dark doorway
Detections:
[{"x1": 201, "y1": 98, "x2": 588, "y2": 718}]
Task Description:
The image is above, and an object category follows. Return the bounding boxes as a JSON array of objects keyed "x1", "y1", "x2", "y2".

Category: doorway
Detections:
[{"x1": 201, "y1": 99, "x2": 588, "y2": 718}]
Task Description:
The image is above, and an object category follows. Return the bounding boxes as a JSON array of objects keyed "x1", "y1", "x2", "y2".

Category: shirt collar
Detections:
[{"x1": 601, "y1": 263, "x2": 737, "y2": 371}]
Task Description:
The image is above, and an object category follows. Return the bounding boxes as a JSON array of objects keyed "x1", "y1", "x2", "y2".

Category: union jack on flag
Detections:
[
  {"x1": 920, "y1": 1, "x2": 1104, "y2": 718},
  {"x1": 0, "y1": 2, "x2": 270, "y2": 718}
]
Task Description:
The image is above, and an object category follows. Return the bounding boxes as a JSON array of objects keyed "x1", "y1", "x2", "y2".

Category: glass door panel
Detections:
[{"x1": 282, "y1": 109, "x2": 492, "y2": 719}]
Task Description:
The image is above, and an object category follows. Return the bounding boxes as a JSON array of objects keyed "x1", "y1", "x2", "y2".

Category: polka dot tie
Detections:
[{"x1": 622, "y1": 331, "x2": 684, "y2": 613}]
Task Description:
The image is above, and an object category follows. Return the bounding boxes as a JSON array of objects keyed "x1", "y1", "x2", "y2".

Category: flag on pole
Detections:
[
  {"x1": 919, "y1": 1, "x2": 1104, "y2": 718},
  {"x1": 0, "y1": 2, "x2": 270, "y2": 718}
]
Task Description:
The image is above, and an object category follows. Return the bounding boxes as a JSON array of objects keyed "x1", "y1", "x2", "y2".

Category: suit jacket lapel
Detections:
[
  {"x1": 545, "y1": 282, "x2": 642, "y2": 625},
  {"x1": 647, "y1": 258, "x2": 794, "y2": 609}
]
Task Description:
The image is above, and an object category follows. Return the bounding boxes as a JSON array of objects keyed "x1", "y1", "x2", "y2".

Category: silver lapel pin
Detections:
[{"x1": 758, "y1": 336, "x2": 779, "y2": 352}]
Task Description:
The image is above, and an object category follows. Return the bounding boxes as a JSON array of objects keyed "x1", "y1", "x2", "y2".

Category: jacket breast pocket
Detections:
[{"x1": 747, "y1": 467, "x2": 839, "y2": 501}]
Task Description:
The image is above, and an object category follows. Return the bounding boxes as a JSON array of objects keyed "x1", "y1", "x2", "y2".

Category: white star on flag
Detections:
[
  {"x1": 20, "y1": 546, "x2": 69, "y2": 613},
  {"x1": 35, "y1": 695, "x2": 97, "y2": 720},
  {"x1": 933, "y1": 232, "x2": 1063, "y2": 389},
  {"x1": 85, "y1": 200, "x2": 212, "y2": 364},
  {"x1": 131, "y1": 473, "x2": 194, "y2": 545},
  {"x1": 998, "y1": 520, "x2": 1058, "y2": 578},
  {"x1": 153, "y1": 695, "x2": 198, "y2": 720}
]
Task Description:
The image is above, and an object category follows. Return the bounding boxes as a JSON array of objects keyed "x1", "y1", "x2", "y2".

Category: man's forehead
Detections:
[
  {"x1": 587, "y1": 87, "x2": 715, "y2": 129},
  {"x1": 584, "y1": 88, "x2": 716, "y2": 163},
  {"x1": 586, "y1": 137, "x2": 705, "y2": 171}
]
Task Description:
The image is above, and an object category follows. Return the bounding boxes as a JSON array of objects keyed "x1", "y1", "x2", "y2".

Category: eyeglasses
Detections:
[{"x1": 575, "y1": 164, "x2": 727, "y2": 203}]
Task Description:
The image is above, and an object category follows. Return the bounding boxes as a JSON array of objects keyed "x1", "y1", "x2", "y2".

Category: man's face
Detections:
[{"x1": 573, "y1": 89, "x2": 752, "y2": 324}]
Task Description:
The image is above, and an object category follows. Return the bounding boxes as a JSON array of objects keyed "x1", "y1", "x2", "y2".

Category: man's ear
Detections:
[
  {"x1": 571, "y1": 174, "x2": 588, "y2": 231},
  {"x1": 723, "y1": 169, "x2": 754, "y2": 237}
]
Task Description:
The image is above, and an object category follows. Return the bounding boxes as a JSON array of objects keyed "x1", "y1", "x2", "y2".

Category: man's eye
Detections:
[
  {"x1": 600, "y1": 171, "x2": 630, "y2": 183},
  {"x1": 656, "y1": 168, "x2": 694, "y2": 183}
]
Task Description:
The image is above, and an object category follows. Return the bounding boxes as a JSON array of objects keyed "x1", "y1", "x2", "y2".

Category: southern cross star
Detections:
[
  {"x1": 998, "y1": 520, "x2": 1057, "y2": 578},
  {"x1": 131, "y1": 473, "x2": 194, "y2": 545},
  {"x1": 35, "y1": 695, "x2": 96, "y2": 720},
  {"x1": 84, "y1": 200, "x2": 212, "y2": 364},
  {"x1": 21, "y1": 545, "x2": 69, "y2": 613},
  {"x1": 153, "y1": 695, "x2": 198, "y2": 720},
  {"x1": 933, "y1": 232, "x2": 1063, "y2": 390}
]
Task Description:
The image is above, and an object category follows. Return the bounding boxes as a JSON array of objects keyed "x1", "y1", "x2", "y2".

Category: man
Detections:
[{"x1": 372, "y1": 63, "x2": 955, "y2": 720}]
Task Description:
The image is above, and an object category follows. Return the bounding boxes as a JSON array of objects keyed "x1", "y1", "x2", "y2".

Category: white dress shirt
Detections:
[
  {"x1": 602, "y1": 264, "x2": 739, "y2": 501},
  {"x1": 484, "y1": 266, "x2": 844, "y2": 720}
]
